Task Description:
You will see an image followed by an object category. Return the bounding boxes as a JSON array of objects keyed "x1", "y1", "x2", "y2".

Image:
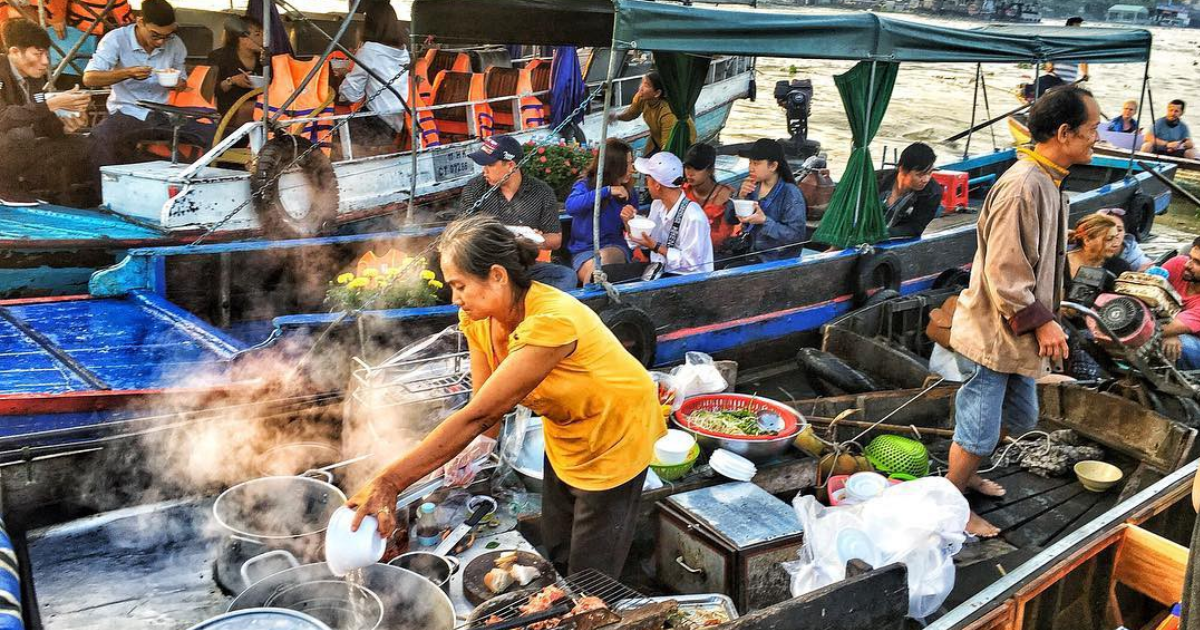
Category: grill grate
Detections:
[
  {"x1": 460, "y1": 569, "x2": 652, "y2": 629},
  {"x1": 351, "y1": 345, "x2": 472, "y2": 410}
]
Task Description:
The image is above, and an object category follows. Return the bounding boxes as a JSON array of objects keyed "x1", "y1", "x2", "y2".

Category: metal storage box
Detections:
[{"x1": 655, "y1": 482, "x2": 804, "y2": 613}]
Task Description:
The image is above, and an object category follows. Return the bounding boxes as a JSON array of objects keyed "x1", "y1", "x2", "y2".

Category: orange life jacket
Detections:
[
  {"x1": 42, "y1": 0, "x2": 133, "y2": 34},
  {"x1": 255, "y1": 54, "x2": 334, "y2": 152},
  {"x1": 168, "y1": 65, "x2": 218, "y2": 124},
  {"x1": 405, "y1": 85, "x2": 440, "y2": 149},
  {"x1": 518, "y1": 62, "x2": 548, "y2": 129}
]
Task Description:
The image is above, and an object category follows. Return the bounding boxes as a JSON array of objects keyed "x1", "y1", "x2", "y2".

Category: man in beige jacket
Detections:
[{"x1": 948, "y1": 85, "x2": 1100, "y2": 537}]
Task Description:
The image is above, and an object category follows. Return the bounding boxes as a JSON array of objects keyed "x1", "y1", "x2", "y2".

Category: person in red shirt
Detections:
[
  {"x1": 681, "y1": 143, "x2": 735, "y2": 253},
  {"x1": 1160, "y1": 237, "x2": 1200, "y2": 369}
]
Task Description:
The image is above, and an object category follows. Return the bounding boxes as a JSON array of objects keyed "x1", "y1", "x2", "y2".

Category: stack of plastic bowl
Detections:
[
  {"x1": 709, "y1": 449, "x2": 757, "y2": 482},
  {"x1": 651, "y1": 430, "x2": 699, "y2": 481}
]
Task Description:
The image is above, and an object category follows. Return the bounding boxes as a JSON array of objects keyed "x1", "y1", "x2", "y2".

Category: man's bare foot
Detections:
[
  {"x1": 967, "y1": 511, "x2": 1001, "y2": 538},
  {"x1": 967, "y1": 475, "x2": 1006, "y2": 497}
]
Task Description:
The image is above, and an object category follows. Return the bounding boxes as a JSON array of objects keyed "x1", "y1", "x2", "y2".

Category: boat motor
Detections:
[
  {"x1": 1063, "y1": 264, "x2": 1198, "y2": 400},
  {"x1": 772, "y1": 79, "x2": 822, "y2": 159}
]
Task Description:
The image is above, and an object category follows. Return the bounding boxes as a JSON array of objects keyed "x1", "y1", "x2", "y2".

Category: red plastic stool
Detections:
[{"x1": 932, "y1": 170, "x2": 969, "y2": 214}]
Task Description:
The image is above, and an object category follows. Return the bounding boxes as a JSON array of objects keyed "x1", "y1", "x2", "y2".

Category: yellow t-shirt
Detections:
[{"x1": 459, "y1": 282, "x2": 665, "y2": 491}]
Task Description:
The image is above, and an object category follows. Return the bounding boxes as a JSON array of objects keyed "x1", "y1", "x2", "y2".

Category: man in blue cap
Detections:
[{"x1": 458, "y1": 135, "x2": 577, "y2": 292}]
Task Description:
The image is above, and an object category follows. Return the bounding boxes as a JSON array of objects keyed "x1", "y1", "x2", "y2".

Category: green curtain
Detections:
[
  {"x1": 652, "y1": 51, "x2": 709, "y2": 159},
  {"x1": 812, "y1": 60, "x2": 900, "y2": 249}
]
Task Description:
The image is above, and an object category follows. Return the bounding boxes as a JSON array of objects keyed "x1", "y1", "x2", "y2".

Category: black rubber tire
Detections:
[
  {"x1": 795, "y1": 347, "x2": 882, "y2": 396},
  {"x1": 599, "y1": 303, "x2": 657, "y2": 368},
  {"x1": 861, "y1": 288, "x2": 901, "y2": 308},
  {"x1": 251, "y1": 134, "x2": 340, "y2": 238},
  {"x1": 1125, "y1": 192, "x2": 1156, "y2": 243},
  {"x1": 932, "y1": 267, "x2": 971, "y2": 291},
  {"x1": 853, "y1": 251, "x2": 903, "y2": 306}
]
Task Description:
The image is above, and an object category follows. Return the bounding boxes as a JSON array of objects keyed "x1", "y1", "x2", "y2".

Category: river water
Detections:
[{"x1": 720, "y1": 8, "x2": 1200, "y2": 172}]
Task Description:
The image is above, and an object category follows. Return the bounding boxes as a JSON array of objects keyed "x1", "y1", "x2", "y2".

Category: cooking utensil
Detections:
[
  {"x1": 213, "y1": 476, "x2": 346, "y2": 594},
  {"x1": 462, "y1": 550, "x2": 556, "y2": 606},
  {"x1": 471, "y1": 603, "x2": 570, "y2": 630},
  {"x1": 265, "y1": 579, "x2": 384, "y2": 630},
  {"x1": 230, "y1": 563, "x2": 455, "y2": 630},
  {"x1": 755, "y1": 410, "x2": 785, "y2": 433},
  {"x1": 187, "y1": 608, "x2": 334, "y2": 630},
  {"x1": 434, "y1": 496, "x2": 496, "y2": 556},
  {"x1": 387, "y1": 551, "x2": 459, "y2": 593},
  {"x1": 324, "y1": 506, "x2": 387, "y2": 577}
]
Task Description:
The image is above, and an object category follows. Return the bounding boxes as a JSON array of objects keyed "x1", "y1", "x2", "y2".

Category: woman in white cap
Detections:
[{"x1": 627, "y1": 152, "x2": 713, "y2": 275}]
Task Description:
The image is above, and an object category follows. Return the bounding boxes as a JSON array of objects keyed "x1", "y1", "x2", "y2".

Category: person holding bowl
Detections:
[
  {"x1": 83, "y1": 0, "x2": 214, "y2": 167},
  {"x1": 732, "y1": 138, "x2": 807, "y2": 263},
  {"x1": 347, "y1": 214, "x2": 665, "y2": 579}
]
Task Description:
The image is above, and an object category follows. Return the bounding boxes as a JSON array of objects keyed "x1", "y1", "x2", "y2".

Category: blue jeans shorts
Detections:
[{"x1": 953, "y1": 356, "x2": 1039, "y2": 456}]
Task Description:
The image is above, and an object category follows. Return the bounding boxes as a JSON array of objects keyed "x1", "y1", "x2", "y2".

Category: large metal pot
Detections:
[
  {"x1": 670, "y1": 418, "x2": 799, "y2": 463},
  {"x1": 213, "y1": 476, "x2": 347, "y2": 594},
  {"x1": 230, "y1": 563, "x2": 455, "y2": 630}
]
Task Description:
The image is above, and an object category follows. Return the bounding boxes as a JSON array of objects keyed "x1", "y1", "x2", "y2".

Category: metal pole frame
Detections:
[
  {"x1": 261, "y1": 0, "x2": 272, "y2": 143},
  {"x1": 407, "y1": 30, "x2": 419, "y2": 223},
  {"x1": 1126, "y1": 55, "x2": 1151, "y2": 178},
  {"x1": 274, "y1": 0, "x2": 411, "y2": 115},
  {"x1": 963, "y1": 62, "x2": 982, "y2": 160},
  {"x1": 589, "y1": 36, "x2": 623, "y2": 287},
  {"x1": 269, "y1": 0, "x2": 367, "y2": 126}
]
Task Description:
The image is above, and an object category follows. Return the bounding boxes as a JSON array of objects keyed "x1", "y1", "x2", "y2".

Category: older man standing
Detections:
[{"x1": 949, "y1": 86, "x2": 1099, "y2": 537}]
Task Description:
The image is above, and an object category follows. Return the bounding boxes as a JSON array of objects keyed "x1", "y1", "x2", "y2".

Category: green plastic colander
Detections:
[{"x1": 863, "y1": 435, "x2": 929, "y2": 478}]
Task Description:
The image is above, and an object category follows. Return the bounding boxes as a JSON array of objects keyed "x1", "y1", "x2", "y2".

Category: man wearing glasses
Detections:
[{"x1": 83, "y1": 0, "x2": 211, "y2": 167}]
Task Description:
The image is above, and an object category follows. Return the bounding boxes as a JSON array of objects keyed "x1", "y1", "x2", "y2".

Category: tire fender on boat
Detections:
[
  {"x1": 932, "y1": 267, "x2": 971, "y2": 291},
  {"x1": 251, "y1": 134, "x2": 340, "y2": 238},
  {"x1": 795, "y1": 347, "x2": 883, "y2": 396},
  {"x1": 599, "y1": 303, "x2": 657, "y2": 368},
  {"x1": 853, "y1": 251, "x2": 903, "y2": 306},
  {"x1": 1124, "y1": 192, "x2": 1156, "y2": 243}
]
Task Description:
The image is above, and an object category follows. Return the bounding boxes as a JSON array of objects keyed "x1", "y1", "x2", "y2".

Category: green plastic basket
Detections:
[
  {"x1": 863, "y1": 435, "x2": 929, "y2": 478},
  {"x1": 651, "y1": 444, "x2": 701, "y2": 482}
]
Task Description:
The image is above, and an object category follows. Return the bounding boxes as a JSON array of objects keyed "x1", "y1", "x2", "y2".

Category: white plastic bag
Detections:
[
  {"x1": 929, "y1": 343, "x2": 967, "y2": 382},
  {"x1": 667, "y1": 352, "x2": 728, "y2": 411},
  {"x1": 783, "y1": 477, "x2": 970, "y2": 621}
]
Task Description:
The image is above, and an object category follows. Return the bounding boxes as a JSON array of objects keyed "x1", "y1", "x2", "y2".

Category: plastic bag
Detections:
[
  {"x1": 783, "y1": 477, "x2": 970, "y2": 621},
  {"x1": 443, "y1": 434, "x2": 496, "y2": 487},
  {"x1": 929, "y1": 343, "x2": 967, "y2": 382},
  {"x1": 665, "y1": 352, "x2": 728, "y2": 411}
]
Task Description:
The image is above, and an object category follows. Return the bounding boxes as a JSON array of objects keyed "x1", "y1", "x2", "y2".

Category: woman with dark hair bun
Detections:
[
  {"x1": 347, "y1": 214, "x2": 664, "y2": 579},
  {"x1": 336, "y1": 1, "x2": 409, "y2": 146},
  {"x1": 611, "y1": 70, "x2": 696, "y2": 156}
]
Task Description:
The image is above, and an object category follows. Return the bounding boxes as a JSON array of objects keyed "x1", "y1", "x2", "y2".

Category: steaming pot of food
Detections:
[
  {"x1": 229, "y1": 563, "x2": 455, "y2": 630},
  {"x1": 213, "y1": 476, "x2": 347, "y2": 594}
]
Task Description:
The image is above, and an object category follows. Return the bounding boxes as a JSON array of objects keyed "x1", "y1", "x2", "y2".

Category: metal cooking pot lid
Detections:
[{"x1": 187, "y1": 607, "x2": 333, "y2": 630}]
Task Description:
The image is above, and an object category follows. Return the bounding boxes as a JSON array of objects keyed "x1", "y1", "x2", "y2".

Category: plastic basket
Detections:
[
  {"x1": 863, "y1": 434, "x2": 929, "y2": 478},
  {"x1": 674, "y1": 394, "x2": 804, "y2": 441},
  {"x1": 651, "y1": 444, "x2": 701, "y2": 482}
]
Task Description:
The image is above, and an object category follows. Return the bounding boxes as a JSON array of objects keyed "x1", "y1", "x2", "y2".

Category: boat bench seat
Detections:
[
  {"x1": 483, "y1": 66, "x2": 520, "y2": 132},
  {"x1": 430, "y1": 70, "x2": 489, "y2": 141}
]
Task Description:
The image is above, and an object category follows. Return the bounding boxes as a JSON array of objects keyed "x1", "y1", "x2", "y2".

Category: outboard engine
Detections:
[
  {"x1": 772, "y1": 79, "x2": 822, "y2": 159},
  {"x1": 1088, "y1": 294, "x2": 1157, "y2": 352}
]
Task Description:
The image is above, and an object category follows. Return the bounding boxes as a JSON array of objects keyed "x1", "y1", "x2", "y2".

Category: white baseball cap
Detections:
[{"x1": 634, "y1": 152, "x2": 684, "y2": 188}]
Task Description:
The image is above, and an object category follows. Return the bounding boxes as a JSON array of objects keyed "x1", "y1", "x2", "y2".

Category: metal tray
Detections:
[{"x1": 623, "y1": 593, "x2": 739, "y2": 628}]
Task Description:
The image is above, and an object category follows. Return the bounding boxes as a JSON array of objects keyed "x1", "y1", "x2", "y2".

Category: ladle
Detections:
[{"x1": 756, "y1": 409, "x2": 785, "y2": 433}]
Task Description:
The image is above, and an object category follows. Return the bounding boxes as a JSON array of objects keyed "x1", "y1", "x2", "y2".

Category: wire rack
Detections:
[
  {"x1": 461, "y1": 569, "x2": 653, "y2": 629},
  {"x1": 350, "y1": 331, "x2": 473, "y2": 411}
]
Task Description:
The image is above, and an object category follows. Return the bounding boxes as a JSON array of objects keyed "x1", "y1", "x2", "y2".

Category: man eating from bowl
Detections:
[
  {"x1": 83, "y1": 0, "x2": 214, "y2": 168},
  {"x1": 456, "y1": 134, "x2": 579, "y2": 292}
]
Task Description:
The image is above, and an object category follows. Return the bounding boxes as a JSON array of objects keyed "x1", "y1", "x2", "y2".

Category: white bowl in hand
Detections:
[
  {"x1": 732, "y1": 199, "x2": 757, "y2": 218},
  {"x1": 505, "y1": 225, "x2": 545, "y2": 246},
  {"x1": 154, "y1": 69, "x2": 180, "y2": 87},
  {"x1": 325, "y1": 506, "x2": 386, "y2": 576},
  {"x1": 627, "y1": 217, "x2": 655, "y2": 241},
  {"x1": 246, "y1": 74, "x2": 268, "y2": 89}
]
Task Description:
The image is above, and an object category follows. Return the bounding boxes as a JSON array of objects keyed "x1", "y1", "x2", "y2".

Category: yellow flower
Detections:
[
  {"x1": 420, "y1": 270, "x2": 436, "y2": 280},
  {"x1": 348, "y1": 278, "x2": 369, "y2": 289},
  {"x1": 385, "y1": 267, "x2": 401, "y2": 277},
  {"x1": 362, "y1": 268, "x2": 379, "y2": 277},
  {"x1": 336, "y1": 273, "x2": 354, "y2": 284},
  {"x1": 428, "y1": 279, "x2": 444, "y2": 290}
]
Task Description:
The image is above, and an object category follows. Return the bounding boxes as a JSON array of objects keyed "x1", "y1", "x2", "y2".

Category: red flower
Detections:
[
  {"x1": 571, "y1": 168, "x2": 578, "y2": 174},
  {"x1": 538, "y1": 147, "x2": 546, "y2": 154},
  {"x1": 539, "y1": 156, "x2": 547, "y2": 163},
  {"x1": 545, "y1": 168, "x2": 552, "y2": 173}
]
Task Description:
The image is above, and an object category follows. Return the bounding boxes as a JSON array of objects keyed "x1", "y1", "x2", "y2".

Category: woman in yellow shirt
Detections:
[
  {"x1": 348, "y1": 215, "x2": 664, "y2": 578},
  {"x1": 613, "y1": 71, "x2": 697, "y2": 156}
]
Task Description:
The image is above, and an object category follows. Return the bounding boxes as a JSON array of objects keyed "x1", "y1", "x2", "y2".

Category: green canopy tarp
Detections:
[
  {"x1": 812, "y1": 61, "x2": 899, "y2": 248},
  {"x1": 412, "y1": 0, "x2": 1152, "y2": 63}
]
